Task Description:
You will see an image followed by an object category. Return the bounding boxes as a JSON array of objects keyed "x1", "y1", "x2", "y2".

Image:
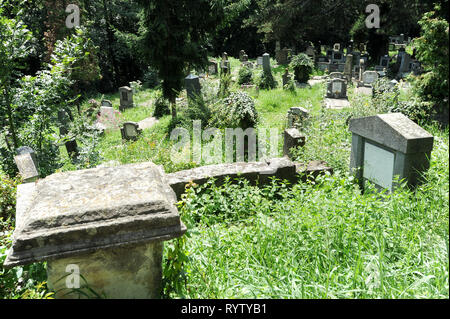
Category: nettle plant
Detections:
[{"x1": 289, "y1": 53, "x2": 314, "y2": 83}]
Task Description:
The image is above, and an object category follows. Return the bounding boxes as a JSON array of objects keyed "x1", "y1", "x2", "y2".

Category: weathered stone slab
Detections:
[
  {"x1": 4, "y1": 161, "x2": 186, "y2": 268},
  {"x1": 283, "y1": 128, "x2": 306, "y2": 159},
  {"x1": 14, "y1": 153, "x2": 39, "y2": 183},
  {"x1": 324, "y1": 98, "x2": 351, "y2": 109}
]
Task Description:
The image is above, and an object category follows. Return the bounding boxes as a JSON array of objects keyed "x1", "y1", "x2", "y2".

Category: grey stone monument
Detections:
[
  {"x1": 14, "y1": 147, "x2": 39, "y2": 183},
  {"x1": 3, "y1": 161, "x2": 187, "y2": 299},
  {"x1": 101, "y1": 100, "x2": 113, "y2": 108},
  {"x1": 349, "y1": 113, "x2": 434, "y2": 191},
  {"x1": 256, "y1": 56, "x2": 263, "y2": 68},
  {"x1": 185, "y1": 74, "x2": 201, "y2": 101},
  {"x1": 262, "y1": 53, "x2": 271, "y2": 73},
  {"x1": 344, "y1": 54, "x2": 353, "y2": 82},
  {"x1": 362, "y1": 71, "x2": 379, "y2": 87},
  {"x1": 326, "y1": 78, "x2": 347, "y2": 99},
  {"x1": 208, "y1": 61, "x2": 218, "y2": 75},
  {"x1": 119, "y1": 86, "x2": 134, "y2": 111},
  {"x1": 283, "y1": 128, "x2": 305, "y2": 159},
  {"x1": 121, "y1": 122, "x2": 142, "y2": 141}
]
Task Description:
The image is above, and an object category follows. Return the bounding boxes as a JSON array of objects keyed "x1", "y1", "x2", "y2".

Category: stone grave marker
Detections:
[
  {"x1": 185, "y1": 74, "x2": 201, "y2": 101},
  {"x1": 362, "y1": 71, "x2": 379, "y2": 87},
  {"x1": 239, "y1": 50, "x2": 245, "y2": 62},
  {"x1": 329, "y1": 72, "x2": 345, "y2": 80},
  {"x1": 256, "y1": 56, "x2": 263, "y2": 68},
  {"x1": 344, "y1": 54, "x2": 353, "y2": 82},
  {"x1": 101, "y1": 100, "x2": 113, "y2": 108},
  {"x1": 3, "y1": 161, "x2": 187, "y2": 298},
  {"x1": 287, "y1": 107, "x2": 309, "y2": 128},
  {"x1": 283, "y1": 128, "x2": 305, "y2": 159},
  {"x1": 262, "y1": 53, "x2": 271, "y2": 73},
  {"x1": 208, "y1": 61, "x2": 218, "y2": 75},
  {"x1": 349, "y1": 113, "x2": 434, "y2": 191},
  {"x1": 14, "y1": 147, "x2": 39, "y2": 183},
  {"x1": 242, "y1": 54, "x2": 249, "y2": 62},
  {"x1": 119, "y1": 86, "x2": 134, "y2": 111},
  {"x1": 121, "y1": 122, "x2": 142, "y2": 141},
  {"x1": 326, "y1": 78, "x2": 347, "y2": 99},
  {"x1": 333, "y1": 43, "x2": 341, "y2": 51},
  {"x1": 58, "y1": 109, "x2": 79, "y2": 158}
]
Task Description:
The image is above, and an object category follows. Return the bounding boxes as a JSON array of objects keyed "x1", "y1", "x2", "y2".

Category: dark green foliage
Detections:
[
  {"x1": 153, "y1": 93, "x2": 171, "y2": 118},
  {"x1": 257, "y1": 70, "x2": 277, "y2": 90},
  {"x1": 210, "y1": 91, "x2": 258, "y2": 129},
  {"x1": 289, "y1": 53, "x2": 313, "y2": 83},
  {"x1": 238, "y1": 66, "x2": 253, "y2": 85},
  {"x1": 143, "y1": 66, "x2": 160, "y2": 88},
  {"x1": 218, "y1": 73, "x2": 232, "y2": 98}
]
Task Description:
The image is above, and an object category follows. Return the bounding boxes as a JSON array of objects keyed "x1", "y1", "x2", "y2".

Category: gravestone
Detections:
[
  {"x1": 239, "y1": 50, "x2": 246, "y2": 62},
  {"x1": 222, "y1": 52, "x2": 228, "y2": 61},
  {"x1": 256, "y1": 56, "x2": 263, "y2": 68},
  {"x1": 349, "y1": 113, "x2": 434, "y2": 191},
  {"x1": 333, "y1": 43, "x2": 341, "y2": 51},
  {"x1": 121, "y1": 122, "x2": 142, "y2": 141},
  {"x1": 379, "y1": 55, "x2": 390, "y2": 68},
  {"x1": 326, "y1": 78, "x2": 347, "y2": 99},
  {"x1": 331, "y1": 51, "x2": 344, "y2": 64},
  {"x1": 344, "y1": 54, "x2": 353, "y2": 82},
  {"x1": 58, "y1": 109, "x2": 79, "y2": 158},
  {"x1": 185, "y1": 74, "x2": 201, "y2": 101},
  {"x1": 305, "y1": 46, "x2": 315, "y2": 60},
  {"x1": 282, "y1": 69, "x2": 291, "y2": 87},
  {"x1": 359, "y1": 58, "x2": 366, "y2": 82},
  {"x1": 208, "y1": 61, "x2": 218, "y2": 75},
  {"x1": 242, "y1": 54, "x2": 249, "y2": 62},
  {"x1": 362, "y1": 71, "x2": 379, "y2": 87},
  {"x1": 14, "y1": 147, "x2": 39, "y2": 183},
  {"x1": 329, "y1": 72, "x2": 345, "y2": 80},
  {"x1": 287, "y1": 107, "x2": 309, "y2": 128},
  {"x1": 119, "y1": 86, "x2": 134, "y2": 111},
  {"x1": 101, "y1": 100, "x2": 113, "y2": 108},
  {"x1": 262, "y1": 53, "x2": 271, "y2": 73},
  {"x1": 3, "y1": 161, "x2": 187, "y2": 299},
  {"x1": 283, "y1": 128, "x2": 305, "y2": 159}
]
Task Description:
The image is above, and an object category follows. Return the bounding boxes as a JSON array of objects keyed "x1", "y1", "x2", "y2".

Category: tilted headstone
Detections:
[
  {"x1": 326, "y1": 78, "x2": 347, "y2": 99},
  {"x1": 349, "y1": 113, "x2": 434, "y2": 191},
  {"x1": 185, "y1": 74, "x2": 201, "y2": 101},
  {"x1": 362, "y1": 71, "x2": 379, "y2": 87},
  {"x1": 262, "y1": 53, "x2": 271, "y2": 73},
  {"x1": 119, "y1": 86, "x2": 134, "y2": 111},
  {"x1": 58, "y1": 109, "x2": 79, "y2": 158},
  {"x1": 121, "y1": 122, "x2": 142, "y2": 141},
  {"x1": 3, "y1": 161, "x2": 187, "y2": 299},
  {"x1": 14, "y1": 147, "x2": 39, "y2": 183}
]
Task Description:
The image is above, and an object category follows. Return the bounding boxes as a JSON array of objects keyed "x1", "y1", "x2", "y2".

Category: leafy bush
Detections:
[
  {"x1": 143, "y1": 67, "x2": 159, "y2": 88},
  {"x1": 0, "y1": 172, "x2": 18, "y2": 223},
  {"x1": 289, "y1": 53, "x2": 314, "y2": 83},
  {"x1": 153, "y1": 92, "x2": 171, "y2": 118},
  {"x1": 218, "y1": 73, "x2": 232, "y2": 98},
  {"x1": 210, "y1": 91, "x2": 258, "y2": 129},
  {"x1": 238, "y1": 66, "x2": 253, "y2": 85},
  {"x1": 257, "y1": 70, "x2": 277, "y2": 90},
  {"x1": 410, "y1": 5, "x2": 449, "y2": 122}
]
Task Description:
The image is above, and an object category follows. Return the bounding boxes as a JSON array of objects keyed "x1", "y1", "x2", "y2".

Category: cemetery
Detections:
[{"x1": 0, "y1": 1, "x2": 448, "y2": 300}]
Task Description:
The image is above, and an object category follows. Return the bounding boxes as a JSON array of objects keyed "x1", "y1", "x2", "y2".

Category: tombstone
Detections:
[
  {"x1": 262, "y1": 53, "x2": 271, "y2": 73},
  {"x1": 379, "y1": 55, "x2": 390, "y2": 68},
  {"x1": 3, "y1": 161, "x2": 187, "y2": 298},
  {"x1": 283, "y1": 128, "x2": 305, "y2": 159},
  {"x1": 305, "y1": 46, "x2": 315, "y2": 60},
  {"x1": 344, "y1": 54, "x2": 353, "y2": 82},
  {"x1": 121, "y1": 122, "x2": 142, "y2": 141},
  {"x1": 58, "y1": 109, "x2": 79, "y2": 158},
  {"x1": 101, "y1": 100, "x2": 113, "y2": 108},
  {"x1": 329, "y1": 72, "x2": 345, "y2": 80},
  {"x1": 331, "y1": 51, "x2": 344, "y2": 64},
  {"x1": 14, "y1": 147, "x2": 39, "y2": 183},
  {"x1": 185, "y1": 74, "x2": 201, "y2": 101},
  {"x1": 222, "y1": 52, "x2": 228, "y2": 61},
  {"x1": 208, "y1": 61, "x2": 218, "y2": 75},
  {"x1": 282, "y1": 69, "x2": 291, "y2": 88},
  {"x1": 359, "y1": 58, "x2": 366, "y2": 82},
  {"x1": 333, "y1": 43, "x2": 341, "y2": 51},
  {"x1": 349, "y1": 113, "x2": 434, "y2": 191},
  {"x1": 119, "y1": 86, "x2": 134, "y2": 111},
  {"x1": 287, "y1": 107, "x2": 309, "y2": 128},
  {"x1": 256, "y1": 56, "x2": 263, "y2": 68},
  {"x1": 326, "y1": 78, "x2": 347, "y2": 99},
  {"x1": 239, "y1": 50, "x2": 246, "y2": 62},
  {"x1": 278, "y1": 48, "x2": 290, "y2": 65},
  {"x1": 242, "y1": 54, "x2": 249, "y2": 62},
  {"x1": 362, "y1": 71, "x2": 379, "y2": 87}
]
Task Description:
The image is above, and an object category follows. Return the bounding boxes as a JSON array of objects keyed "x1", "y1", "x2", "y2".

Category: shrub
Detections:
[
  {"x1": 238, "y1": 66, "x2": 253, "y2": 85},
  {"x1": 153, "y1": 93, "x2": 171, "y2": 118},
  {"x1": 210, "y1": 91, "x2": 258, "y2": 129},
  {"x1": 257, "y1": 70, "x2": 277, "y2": 90},
  {"x1": 218, "y1": 73, "x2": 232, "y2": 98},
  {"x1": 0, "y1": 172, "x2": 18, "y2": 223},
  {"x1": 289, "y1": 53, "x2": 314, "y2": 83},
  {"x1": 143, "y1": 67, "x2": 160, "y2": 88}
]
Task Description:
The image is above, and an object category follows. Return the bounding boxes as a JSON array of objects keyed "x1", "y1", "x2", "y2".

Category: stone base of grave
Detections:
[
  {"x1": 47, "y1": 241, "x2": 163, "y2": 299},
  {"x1": 355, "y1": 86, "x2": 373, "y2": 96},
  {"x1": 138, "y1": 117, "x2": 158, "y2": 130},
  {"x1": 324, "y1": 98, "x2": 351, "y2": 109},
  {"x1": 307, "y1": 78, "x2": 325, "y2": 86}
]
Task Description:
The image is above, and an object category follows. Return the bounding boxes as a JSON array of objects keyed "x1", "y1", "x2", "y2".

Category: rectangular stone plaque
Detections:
[
  {"x1": 363, "y1": 142, "x2": 395, "y2": 190},
  {"x1": 332, "y1": 81, "x2": 342, "y2": 94}
]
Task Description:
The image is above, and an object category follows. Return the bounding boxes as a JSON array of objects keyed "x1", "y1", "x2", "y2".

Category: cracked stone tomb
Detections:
[{"x1": 4, "y1": 162, "x2": 187, "y2": 299}]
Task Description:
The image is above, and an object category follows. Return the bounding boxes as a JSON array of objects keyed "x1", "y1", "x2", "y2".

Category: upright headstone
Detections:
[
  {"x1": 256, "y1": 56, "x2": 263, "y2": 68},
  {"x1": 278, "y1": 48, "x2": 290, "y2": 65},
  {"x1": 344, "y1": 54, "x2": 353, "y2": 82},
  {"x1": 208, "y1": 61, "x2": 218, "y2": 75},
  {"x1": 14, "y1": 147, "x2": 39, "y2": 183},
  {"x1": 326, "y1": 78, "x2": 347, "y2": 99},
  {"x1": 283, "y1": 128, "x2": 305, "y2": 159},
  {"x1": 101, "y1": 100, "x2": 113, "y2": 108},
  {"x1": 349, "y1": 113, "x2": 434, "y2": 191},
  {"x1": 121, "y1": 122, "x2": 142, "y2": 141},
  {"x1": 359, "y1": 59, "x2": 366, "y2": 82},
  {"x1": 282, "y1": 69, "x2": 291, "y2": 87},
  {"x1": 239, "y1": 50, "x2": 246, "y2": 62},
  {"x1": 185, "y1": 74, "x2": 201, "y2": 101},
  {"x1": 262, "y1": 53, "x2": 271, "y2": 73},
  {"x1": 362, "y1": 71, "x2": 379, "y2": 87},
  {"x1": 119, "y1": 86, "x2": 134, "y2": 111},
  {"x1": 58, "y1": 109, "x2": 79, "y2": 158}
]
